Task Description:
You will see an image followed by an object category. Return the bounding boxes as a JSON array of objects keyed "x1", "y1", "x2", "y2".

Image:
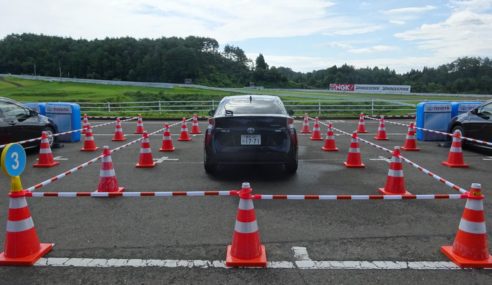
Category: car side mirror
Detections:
[
  {"x1": 470, "y1": 108, "x2": 478, "y2": 115},
  {"x1": 287, "y1": 109, "x2": 295, "y2": 116},
  {"x1": 208, "y1": 109, "x2": 215, "y2": 116},
  {"x1": 29, "y1": 109, "x2": 38, "y2": 116}
]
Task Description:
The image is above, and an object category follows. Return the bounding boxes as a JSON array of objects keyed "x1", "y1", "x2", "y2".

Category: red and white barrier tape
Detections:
[
  {"x1": 364, "y1": 115, "x2": 492, "y2": 147},
  {"x1": 25, "y1": 190, "x2": 237, "y2": 197},
  {"x1": 23, "y1": 191, "x2": 464, "y2": 200},
  {"x1": 25, "y1": 119, "x2": 190, "y2": 192},
  {"x1": 253, "y1": 194, "x2": 464, "y2": 200},
  {"x1": 310, "y1": 118, "x2": 468, "y2": 194},
  {"x1": 0, "y1": 116, "x2": 137, "y2": 149}
]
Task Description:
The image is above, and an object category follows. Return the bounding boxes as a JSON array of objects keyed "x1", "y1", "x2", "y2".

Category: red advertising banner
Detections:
[{"x1": 329, "y1": 84, "x2": 354, "y2": 91}]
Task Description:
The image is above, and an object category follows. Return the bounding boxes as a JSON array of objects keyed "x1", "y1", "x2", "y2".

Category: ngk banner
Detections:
[{"x1": 329, "y1": 84, "x2": 354, "y2": 91}]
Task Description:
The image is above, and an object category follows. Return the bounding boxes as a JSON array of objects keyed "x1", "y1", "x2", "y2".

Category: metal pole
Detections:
[
  {"x1": 107, "y1": 102, "x2": 111, "y2": 112},
  {"x1": 318, "y1": 100, "x2": 321, "y2": 116},
  {"x1": 158, "y1": 101, "x2": 161, "y2": 112},
  {"x1": 371, "y1": 99, "x2": 374, "y2": 116}
]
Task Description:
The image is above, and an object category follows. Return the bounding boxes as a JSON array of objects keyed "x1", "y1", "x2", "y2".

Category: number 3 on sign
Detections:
[{"x1": 1, "y1": 143, "x2": 26, "y2": 177}]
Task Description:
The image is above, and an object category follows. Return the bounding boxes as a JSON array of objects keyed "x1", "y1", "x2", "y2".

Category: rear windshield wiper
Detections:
[{"x1": 225, "y1": 109, "x2": 234, "y2": 116}]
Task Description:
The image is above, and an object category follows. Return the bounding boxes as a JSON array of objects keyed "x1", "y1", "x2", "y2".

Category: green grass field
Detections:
[{"x1": 0, "y1": 76, "x2": 488, "y2": 117}]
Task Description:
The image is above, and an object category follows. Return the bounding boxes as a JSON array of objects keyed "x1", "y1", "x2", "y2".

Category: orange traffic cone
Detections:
[
  {"x1": 33, "y1": 131, "x2": 59, "y2": 168},
  {"x1": 401, "y1": 123, "x2": 420, "y2": 151},
  {"x1": 191, "y1": 114, "x2": 201, "y2": 134},
  {"x1": 96, "y1": 146, "x2": 124, "y2": 193},
  {"x1": 310, "y1": 117, "x2": 322, "y2": 140},
  {"x1": 112, "y1": 118, "x2": 126, "y2": 141},
  {"x1": 82, "y1": 113, "x2": 89, "y2": 135},
  {"x1": 136, "y1": 132, "x2": 156, "y2": 168},
  {"x1": 379, "y1": 146, "x2": 411, "y2": 195},
  {"x1": 344, "y1": 132, "x2": 365, "y2": 168},
  {"x1": 441, "y1": 183, "x2": 492, "y2": 268},
  {"x1": 321, "y1": 122, "x2": 338, "y2": 151},
  {"x1": 80, "y1": 125, "x2": 99, "y2": 152},
  {"x1": 178, "y1": 118, "x2": 191, "y2": 141},
  {"x1": 374, "y1": 116, "x2": 388, "y2": 140},
  {"x1": 356, "y1": 113, "x2": 367, "y2": 133},
  {"x1": 0, "y1": 178, "x2": 53, "y2": 265},
  {"x1": 226, "y1": 182, "x2": 267, "y2": 267},
  {"x1": 134, "y1": 115, "x2": 145, "y2": 134},
  {"x1": 301, "y1": 113, "x2": 311, "y2": 133},
  {"x1": 160, "y1": 124, "x2": 175, "y2": 152},
  {"x1": 442, "y1": 130, "x2": 468, "y2": 168}
]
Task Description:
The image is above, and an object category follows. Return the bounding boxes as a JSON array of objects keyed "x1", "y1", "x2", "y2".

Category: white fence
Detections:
[{"x1": 78, "y1": 99, "x2": 417, "y2": 116}]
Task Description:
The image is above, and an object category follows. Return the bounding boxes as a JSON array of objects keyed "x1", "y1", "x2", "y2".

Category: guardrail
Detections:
[{"x1": 77, "y1": 99, "x2": 416, "y2": 116}]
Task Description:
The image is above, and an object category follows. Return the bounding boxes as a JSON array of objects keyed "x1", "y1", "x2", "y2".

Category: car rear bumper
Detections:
[{"x1": 206, "y1": 148, "x2": 296, "y2": 165}]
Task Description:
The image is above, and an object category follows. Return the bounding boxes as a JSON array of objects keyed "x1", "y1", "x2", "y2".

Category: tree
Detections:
[{"x1": 255, "y1": 54, "x2": 268, "y2": 70}]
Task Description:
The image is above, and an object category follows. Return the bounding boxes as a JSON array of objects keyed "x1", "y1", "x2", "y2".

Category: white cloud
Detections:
[
  {"x1": 383, "y1": 5, "x2": 436, "y2": 25},
  {"x1": 0, "y1": 0, "x2": 381, "y2": 43},
  {"x1": 395, "y1": 9, "x2": 492, "y2": 60},
  {"x1": 383, "y1": 5, "x2": 436, "y2": 16},
  {"x1": 348, "y1": 45, "x2": 397, "y2": 54},
  {"x1": 247, "y1": 53, "x2": 441, "y2": 73}
]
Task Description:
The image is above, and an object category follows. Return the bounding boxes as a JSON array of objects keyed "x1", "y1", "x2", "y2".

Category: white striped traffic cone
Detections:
[
  {"x1": 344, "y1": 132, "x2": 365, "y2": 168},
  {"x1": 321, "y1": 122, "x2": 338, "y2": 151},
  {"x1": 301, "y1": 113, "x2": 311, "y2": 133},
  {"x1": 33, "y1": 131, "x2": 59, "y2": 168},
  {"x1": 441, "y1": 183, "x2": 492, "y2": 268},
  {"x1": 374, "y1": 116, "x2": 388, "y2": 140},
  {"x1": 82, "y1": 114, "x2": 89, "y2": 134},
  {"x1": 401, "y1": 123, "x2": 420, "y2": 151},
  {"x1": 356, "y1": 113, "x2": 367, "y2": 133},
  {"x1": 81, "y1": 125, "x2": 98, "y2": 152},
  {"x1": 226, "y1": 182, "x2": 267, "y2": 267},
  {"x1": 178, "y1": 118, "x2": 191, "y2": 141},
  {"x1": 159, "y1": 124, "x2": 175, "y2": 152},
  {"x1": 378, "y1": 146, "x2": 411, "y2": 195},
  {"x1": 136, "y1": 132, "x2": 156, "y2": 168},
  {"x1": 442, "y1": 130, "x2": 468, "y2": 168},
  {"x1": 112, "y1": 118, "x2": 126, "y2": 141},
  {"x1": 310, "y1": 117, "x2": 322, "y2": 140},
  {"x1": 134, "y1": 115, "x2": 145, "y2": 134},
  {"x1": 96, "y1": 146, "x2": 124, "y2": 193},
  {"x1": 0, "y1": 178, "x2": 53, "y2": 265},
  {"x1": 191, "y1": 114, "x2": 201, "y2": 134}
]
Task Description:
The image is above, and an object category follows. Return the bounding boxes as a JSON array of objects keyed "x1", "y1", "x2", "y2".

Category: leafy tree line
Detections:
[{"x1": 0, "y1": 34, "x2": 491, "y2": 93}]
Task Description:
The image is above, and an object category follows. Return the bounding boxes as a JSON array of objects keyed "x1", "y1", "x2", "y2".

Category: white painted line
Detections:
[
  {"x1": 53, "y1": 156, "x2": 68, "y2": 161},
  {"x1": 154, "y1": 156, "x2": 179, "y2": 164},
  {"x1": 33, "y1": 257, "x2": 472, "y2": 270},
  {"x1": 292, "y1": 246, "x2": 311, "y2": 261},
  {"x1": 369, "y1": 156, "x2": 391, "y2": 162}
]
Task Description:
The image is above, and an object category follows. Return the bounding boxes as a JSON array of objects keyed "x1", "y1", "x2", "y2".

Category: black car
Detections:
[
  {"x1": 448, "y1": 100, "x2": 492, "y2": 151},
  {"x1": 0, "y1": 97, "x2": 58, "y2": 149},
  {"x1": 204, "y1": 95, "x2": 298, "y2": 174}
]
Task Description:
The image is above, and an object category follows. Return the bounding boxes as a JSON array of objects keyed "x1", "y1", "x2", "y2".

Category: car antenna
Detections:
[{"x1": 249, "y1": 95, "x2": 252, "y2": 103}]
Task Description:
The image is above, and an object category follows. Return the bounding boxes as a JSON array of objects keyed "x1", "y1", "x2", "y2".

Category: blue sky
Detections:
[{"x1": 0, "y1": 0, "x2": 491, "y2": 73}]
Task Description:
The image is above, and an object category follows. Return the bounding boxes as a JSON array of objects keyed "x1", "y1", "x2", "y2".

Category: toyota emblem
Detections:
[{"x1": 247, "y1": 127, "x2": 255, "y2": 134}]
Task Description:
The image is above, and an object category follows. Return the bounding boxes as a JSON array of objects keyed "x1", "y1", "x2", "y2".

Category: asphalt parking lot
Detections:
[{"x1": 0, "y1": 118, "x2": 491, "y2": 284}]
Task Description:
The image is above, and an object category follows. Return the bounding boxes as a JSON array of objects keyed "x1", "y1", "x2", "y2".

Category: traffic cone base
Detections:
[
  {"x1": 378, "y1": 188, "x2": 412, "y2": 195},
  {"x1": 321, "y1": 146, "x2": 338, "y2": 151},
  {"x1": 136, "y1": 162, "x2": 156, "y2": 168},
  {"x1": 226, "y1": 245, "x2": 267, "y2": 267},
  {"x1": 159, "y1": 147, "x2": 175, "y2": 152},
  {"x1": 33, "y1": 160, "x2": 59, "y2": 168},
  {"x1": 178, "y1": 137, "x2": 191, "y2": 141},
  {"x1": 311, "y1": 137, "x2": 323, "y2": 141},
  {"x1": 374, "y1": 137, "x2": 388, "y2": 141},
  {"x1": 81, "y1": 147, "x2": 99, "y2": 152},
  {"x1": 401, "y1": 146, "x2": 420, "y2": 151},
  {"x1": 0, "y1": 243, "x2": 53, "y2": 266},
  {"x1": 441, "y1": 246, "x2": 492, "y2": 268},
  {"x1": 344, "y1": 162, "x2": 365, "y2": 168},
  {"x1": 441, "y1": 161, "x2": 469, "y2": 168},
  {"x1": 112, "y1": 137, "x2": 126, "y2": 142}
]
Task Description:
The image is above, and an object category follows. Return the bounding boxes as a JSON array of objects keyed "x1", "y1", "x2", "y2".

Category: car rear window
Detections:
[{"x1": 216, "y1": 97, "x2": 287, "y2": 116}]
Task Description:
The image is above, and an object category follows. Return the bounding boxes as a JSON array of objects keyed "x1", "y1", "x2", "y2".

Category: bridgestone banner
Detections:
[{"x1": 329, "y1": 84, "x2": 411, "y2": 94}]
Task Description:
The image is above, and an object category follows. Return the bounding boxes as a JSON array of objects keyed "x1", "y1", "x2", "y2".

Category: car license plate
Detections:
[{"x1": 241, "y1": 135, "x2": 261, "y2": 145}]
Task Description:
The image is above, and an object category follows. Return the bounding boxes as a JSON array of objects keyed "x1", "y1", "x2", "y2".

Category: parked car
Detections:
[
  {"x1": 448, "y1": 99, "x2": 492, "y2": 151},
  {"x1": 0, "y1": 97, "x2": 58, "y2": 149},
  {"x1": 204, "y1": 95, "x2": 298, "y2": 174}
]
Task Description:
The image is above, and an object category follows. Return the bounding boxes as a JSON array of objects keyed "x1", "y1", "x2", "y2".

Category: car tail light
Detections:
[{"x1": 287, "y1": 117, "x2": 297, "y2": 146}]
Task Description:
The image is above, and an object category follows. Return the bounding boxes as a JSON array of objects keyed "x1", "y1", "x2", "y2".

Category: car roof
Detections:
[{"x1": 220, "y1": 95, "x2": 281, "y2": 102}]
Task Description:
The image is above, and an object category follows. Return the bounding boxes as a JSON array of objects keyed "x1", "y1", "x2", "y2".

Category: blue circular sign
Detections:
[{"x1": 1, "y1": 143, "x2": 26, "y2": 177}]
